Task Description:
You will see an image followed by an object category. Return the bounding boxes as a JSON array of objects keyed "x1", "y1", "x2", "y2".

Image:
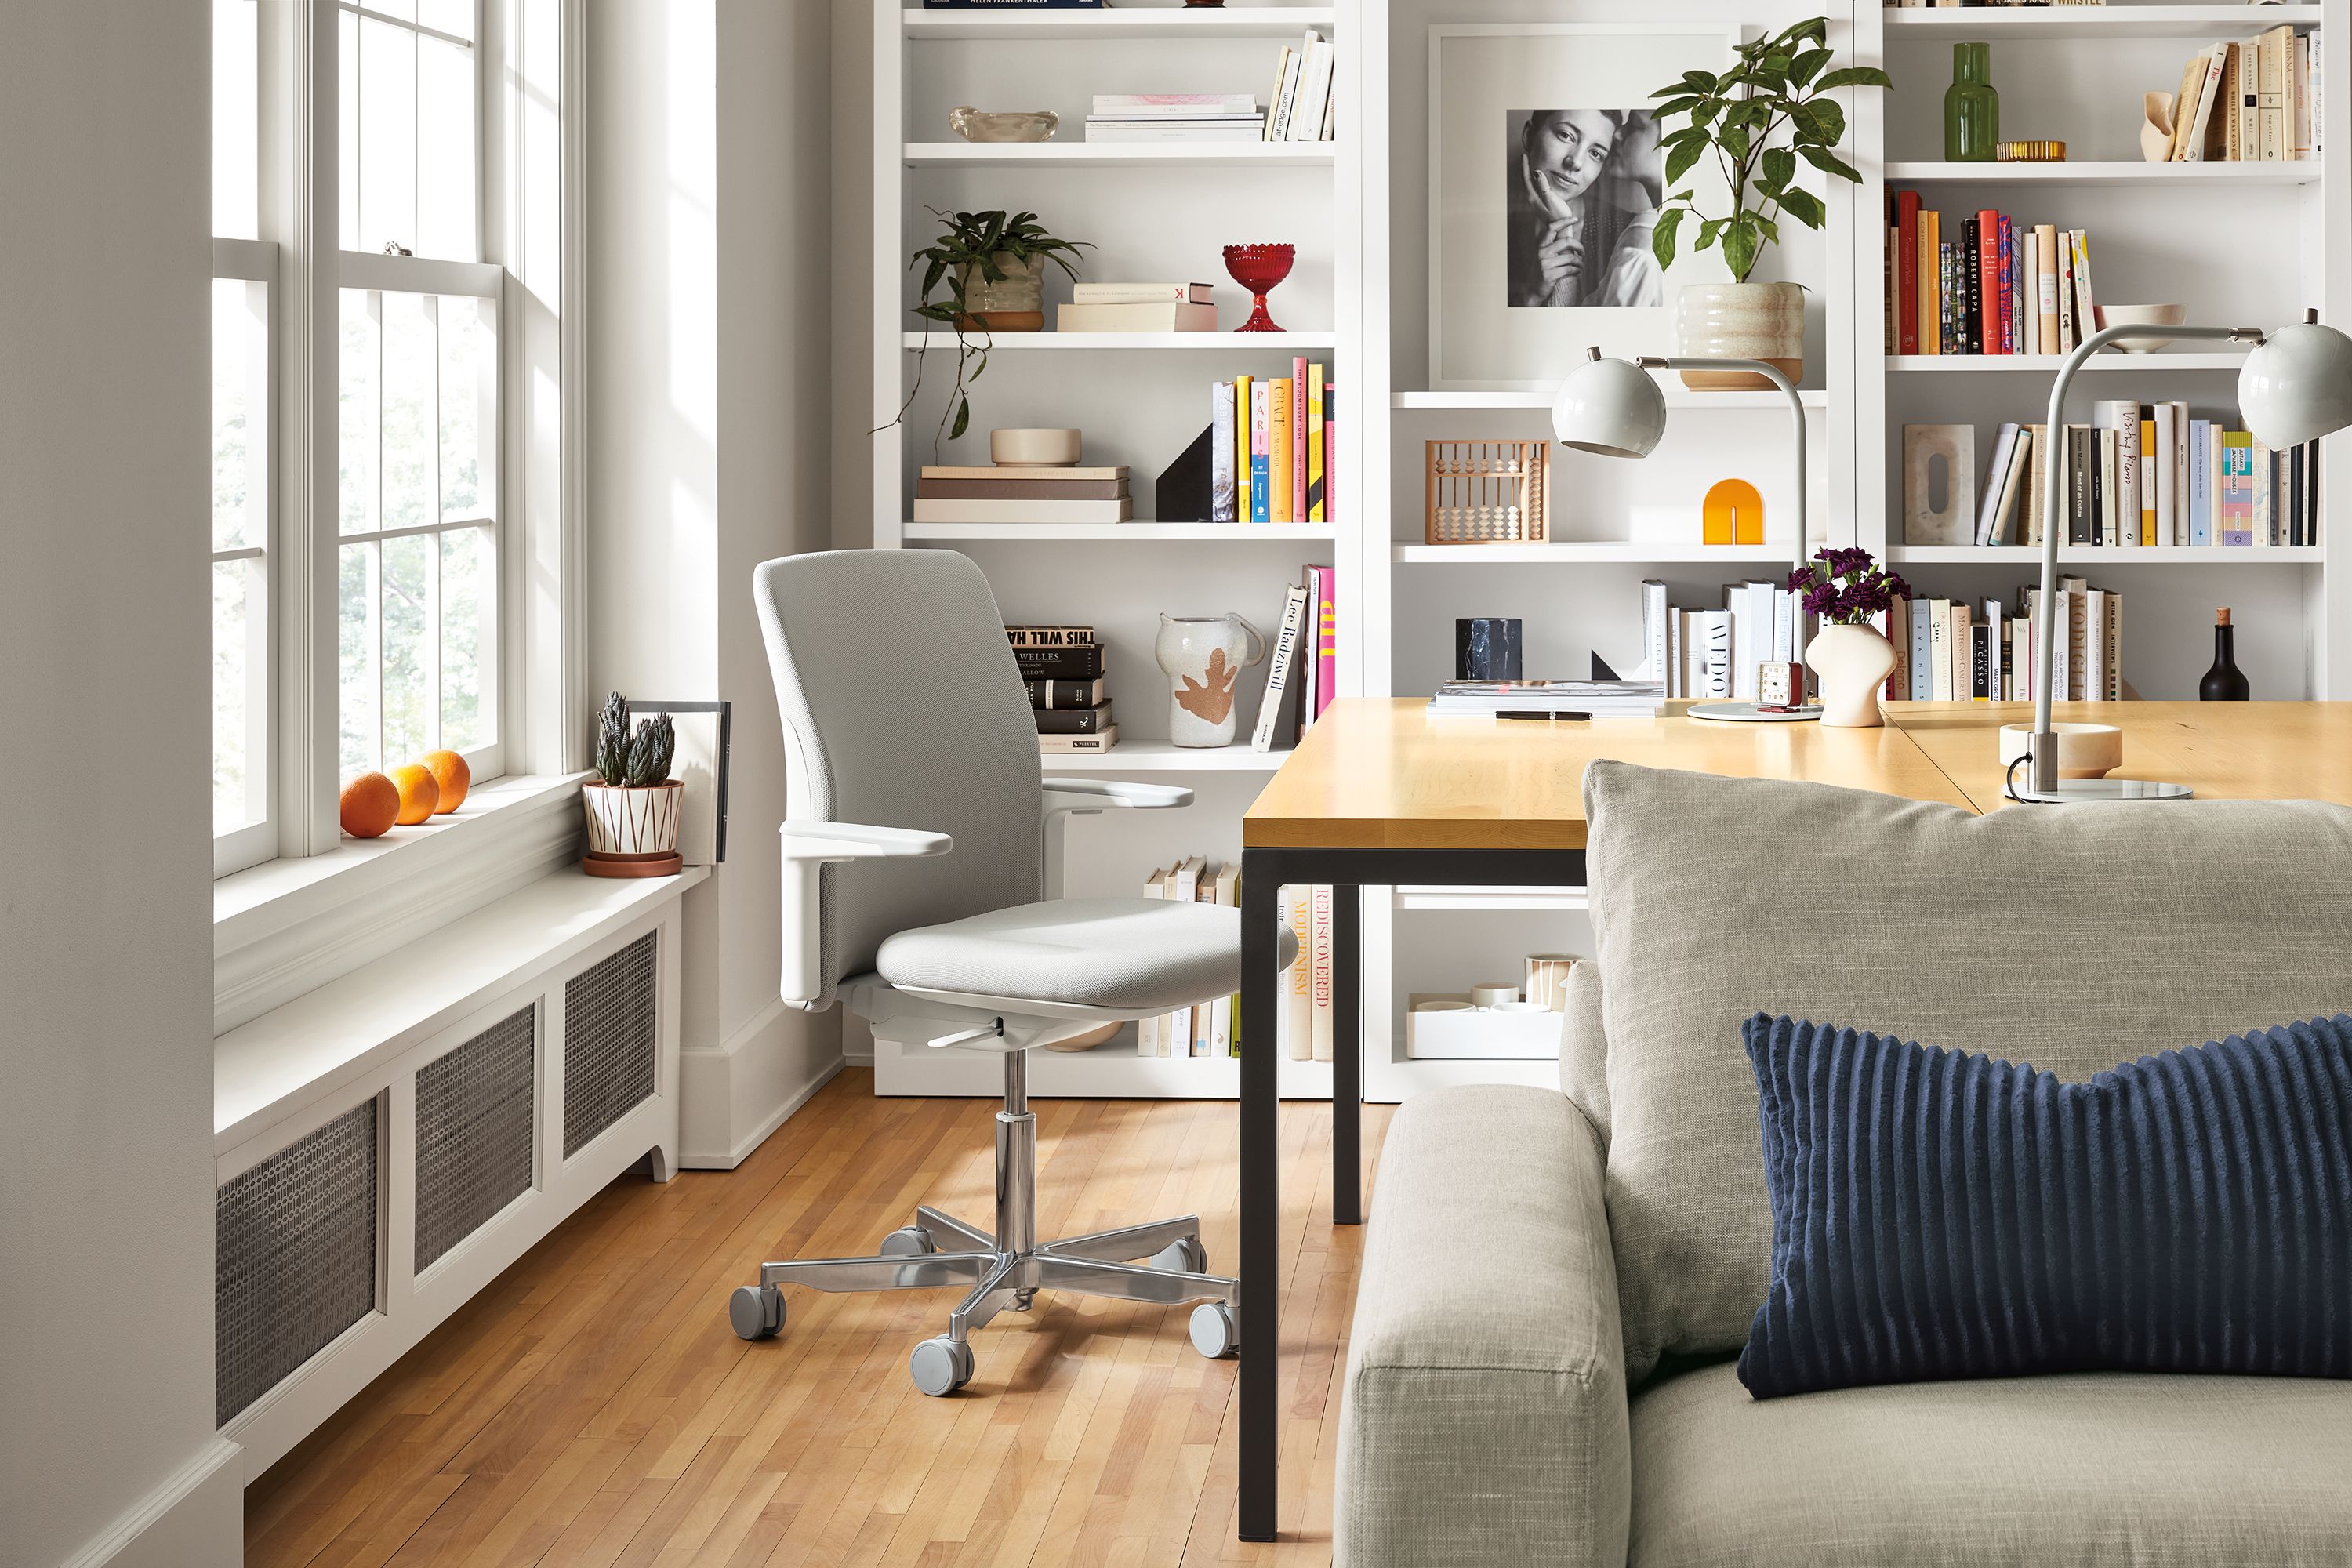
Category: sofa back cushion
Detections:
[{"x1": 1582, "y1": 760, "x2": 2352, "y2": 1385}]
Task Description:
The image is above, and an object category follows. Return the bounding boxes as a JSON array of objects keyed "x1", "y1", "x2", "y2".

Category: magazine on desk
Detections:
[{"x1": 1429, "y1": 679, "x2": 1664, "y2": 720}]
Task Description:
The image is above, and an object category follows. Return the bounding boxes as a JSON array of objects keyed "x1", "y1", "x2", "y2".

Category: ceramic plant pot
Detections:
[
  {"x1": 1675, "y1": 280, "x2": 1804, "y2": 391},
  {"x1": 1805, "y1": 622, "x2": 1896, "y2": 728},
  {"x1": 956, "y1": 252, "x2": 1045, "y2": 332},
  {"x1": 1156, "y1": 612, "x2": 1267, "y2": 747},
  {"x1": 582, "y1": 780, "x2": 684, "y2": 855}
]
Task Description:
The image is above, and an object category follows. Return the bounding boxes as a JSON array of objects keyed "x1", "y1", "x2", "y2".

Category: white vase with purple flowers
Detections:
[{"x1": 1791, "y1": 548, "x2": 1910, "y2": 728}]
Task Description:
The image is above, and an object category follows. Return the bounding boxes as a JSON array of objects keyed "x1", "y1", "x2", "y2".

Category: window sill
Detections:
[{"x1": 214, "y1": 772, "x2": 589, "y2": 1035}]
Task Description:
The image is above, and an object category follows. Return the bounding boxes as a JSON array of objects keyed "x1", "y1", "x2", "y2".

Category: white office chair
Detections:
[{"x1": 733, "y1": 550, "x2": 1284, "y2": 1396}]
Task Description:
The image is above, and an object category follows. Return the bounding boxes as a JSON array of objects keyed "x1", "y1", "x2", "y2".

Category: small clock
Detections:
[{"x1": 1756, "y1": 661, "x2": 1801, "y2": 710}]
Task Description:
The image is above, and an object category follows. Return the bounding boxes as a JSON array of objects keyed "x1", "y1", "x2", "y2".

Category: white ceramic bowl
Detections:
[
  {"x1": 2094, "y1": 303, "x2": 2188, "y2": 353},
  {"x1": 1998, "y1": 721, "x2": 2124, "y2": 780},
  {"x1": 989, "y1": 427, "x2": 1082, "y2": 466}
]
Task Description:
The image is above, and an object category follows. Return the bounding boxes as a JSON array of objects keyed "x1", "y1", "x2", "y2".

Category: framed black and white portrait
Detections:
[{"x1": 1429, "y1": 24, "x2": 1738, "y2": 390}]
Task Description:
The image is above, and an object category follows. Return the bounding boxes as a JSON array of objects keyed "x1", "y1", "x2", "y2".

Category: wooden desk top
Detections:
[
  {"x1": 1242, "y1": 698, "x2": 1977, "y2": 849},
  {"x1": 1886, "y1": 701, "x2": 2352, "y2": 814}
]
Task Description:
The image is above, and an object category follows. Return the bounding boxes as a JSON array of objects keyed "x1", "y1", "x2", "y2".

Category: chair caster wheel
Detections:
[
  {"x1": 729, "y1": 1284, "x2": 784, "y2": 1341},
  {"x1": 880, "y1": 1225, "x2": 935, "y2": 1258},
  {"x1": 909, "y1": 1335, "x2": 974, "y2": 1396},
  {"x1": 1189, "y1": 1301, "x2": 1240, "y2": 1359},
  {"x1": 1149, "y1": 1236, "x2": 1207, "y2": 1275}
]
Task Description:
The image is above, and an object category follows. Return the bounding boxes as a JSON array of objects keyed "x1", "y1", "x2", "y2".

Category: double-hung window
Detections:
[{"x1": 212, "y1": 0, "x2": 573, "y2": 883}]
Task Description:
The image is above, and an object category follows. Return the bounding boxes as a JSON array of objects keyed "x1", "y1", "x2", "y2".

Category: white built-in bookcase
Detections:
[{"x1": 869, "y1": 0, "x2": 2348, "y2": 1104}]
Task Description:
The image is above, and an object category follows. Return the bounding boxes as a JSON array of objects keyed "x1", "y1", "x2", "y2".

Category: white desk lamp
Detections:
[
  {"x1": 1552, "y1": 347, "x2": 1819, "y2": 722},
  {"x1": 2012, "y1": 309, "x2": 2352, "y2": 802}
]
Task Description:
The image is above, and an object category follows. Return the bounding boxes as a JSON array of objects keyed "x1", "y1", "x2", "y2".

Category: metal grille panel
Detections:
[
  {"x1": 216, "y1": 1100, "x2": 379, "y2": 1425},
  {"x1": 414, "y1": 1005, "x2": 537, "y2": 1273},
  {"x1": 563, "y1": 931, "x2": 659, "y2": 1156}
]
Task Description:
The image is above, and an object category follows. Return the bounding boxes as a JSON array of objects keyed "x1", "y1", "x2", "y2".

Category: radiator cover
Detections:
[
  {"x1": 563, "y1": 931, "x2": 659, "y2": 1157},
  {"x1": 413, "y1": 1004, "x2": 537, "y2": 1273}
]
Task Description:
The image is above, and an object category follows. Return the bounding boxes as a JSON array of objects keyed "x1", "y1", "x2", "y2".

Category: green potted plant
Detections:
[
  {"x1": 581, "y1": 691, "x2": 683, "y2": 875},
  {"x1": 1647, "y1": 19, "x2": 1890, "y2": 389},
  {"x1": 902, "y1": 208, "x2": 1091, "y2": 448}
]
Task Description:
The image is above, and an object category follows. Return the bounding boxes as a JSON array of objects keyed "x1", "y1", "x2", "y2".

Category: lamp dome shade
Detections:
[
  {"x1": 2238, "y1": 321, "x2": 2352, "y2": 449},
  {"x1": 1551, "y1": 354, "x2": 1667, "y2": 458}
]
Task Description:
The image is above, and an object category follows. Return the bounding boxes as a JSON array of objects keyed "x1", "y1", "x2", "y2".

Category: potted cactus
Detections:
[{"x1": 580, "y1": 691, "x2": 684, "y2": 877}]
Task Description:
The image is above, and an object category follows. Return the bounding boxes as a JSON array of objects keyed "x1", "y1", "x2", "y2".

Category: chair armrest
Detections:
[
  {"x1": 780, "y1": 820, "x2": 953, "y2": 861},
  {"x1": 1337, "y1": 1085, "x2": 1628, "y2": 1568},
  {"x1": 777, "y1": 820, "x2": 950, "y2": 1007},
  {"x1": 1040, "y1": 779, "x2": 1194, "y2": 812}
]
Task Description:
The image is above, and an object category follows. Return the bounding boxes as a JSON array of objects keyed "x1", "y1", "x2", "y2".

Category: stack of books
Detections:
[
  {"x1": 1262, "y1": 31, "x2": 1337, "y2": 141},
  {"x1": 915, "y1": 463, "x2": 1131, "y2": 526},
  {"x1": 1428, "y1": 679, "x2": 1664, "y2": 720},
  {"x1": 1056, "y1": 281, "x2": 1217, "y2": 333},
  {"x1": 1210, "y1": 362, "x2": 1336, "y2": 523},
  {"x1": 1881, "y1": 579, "x2": 2122, "y2": 706},
  {"x1": 1141, "y1": 857, "x2": 1241, "y2": 1057},
  {"x1": 1008, "y1": 625, "x2": 1115, "y2": 752},
  {"x1": 1084, "y1": 93, "x2": 1262, "y2": 145},
  {"x1": 1638, "y1": 579, "x2": 1814, "y2": 703},
  {"x1": 1885, "y1": 196, "x2": 2098, "y2": 358},
  {"x1": 2154, "y1": 27, "x2": 2319, "y2": 164},
  {"x1": 1252, "y1": 564, "x2": 1338, "y2": 750}
]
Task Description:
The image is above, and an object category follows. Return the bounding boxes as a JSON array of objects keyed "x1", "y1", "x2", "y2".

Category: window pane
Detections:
[
  {"x1": 439, "y1": 295, "x2": 492, "y2": 521},
  {"x1": 339, "y1": 289, "x2": 379, "y2": 535},
  {"x1": 369, "y1": 0, "x2": 418, "y2": 20},
  {"x1": 416, "y1": 33, "x2": 477, "y2": 262},
  {"x1": 440, "y1": 524, "x2": 495, "y2": 752},
  {"x1": 382, "y1": 532, "x2": 434, "y2": 764},
  {"x1": 382, "y1": 292, "x2": 435, "y2": 532},
  {"x1": 214, "y1": 557, "x2": 265, "y2": 834},
  {"x1": 212, "y1": 278, "x2": 264, "y2": 552},
  {"x1": 358, "y1": 16, "x2": 417, "y2": 254},
  {"x1": 338, "y1": 8, "x2": 360, "y2": 252},
  {"x1": 339, "y1": 543, "x2": 380, "y2": 777},
  {"x1": 419, "y1": 0, "x2": 474, "y2": 42},
  {"x1": 212, "y1": 0, "x2": 259, "y2": 239}
]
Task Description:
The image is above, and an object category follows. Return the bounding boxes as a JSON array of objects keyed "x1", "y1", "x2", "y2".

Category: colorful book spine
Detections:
[
  {"x1": 1268, "y1": 377, "x2": 1293, "y2": 523},
  {"x1": 1323, "y1": 384, "x2": 1338, "y2": 522},
  {"x1": 2221, "y1": 431, "x2": 2254, "y2": 546},
  {"x1": 1235, "y1": 374, "x2": 1253, "y2": 522},
  {"x1": 1210, "y1": 380, "x2": 1236, "y2": 523},
  {"x1": 1250, "y1": 379, "x2": 1270, "y2": 523},
  {"x1": 1305, "y1": 362, "x2": 1326, "y2": 521},
  {"x1": 1290, "y1": 356, "x2": 1309, "y2": 522},
  {"x1": 1315, "y1": 566, "x2": 1338, "y2": 717},
  {"x1": 1896, "y1": 190, "x2": 1920, "y2": 355},
  {"x1": 2189, "y1": 419, "x2": 2212, "y2": 546}
]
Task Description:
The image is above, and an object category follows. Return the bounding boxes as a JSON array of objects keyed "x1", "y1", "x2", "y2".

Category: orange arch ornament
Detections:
[{"x1": 1703, "y1": 478, "x2": 1766, "y2": 546}]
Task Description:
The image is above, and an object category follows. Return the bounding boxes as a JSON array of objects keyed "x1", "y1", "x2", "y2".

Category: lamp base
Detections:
[
  {"x1": 1686, "y1": 702, "x2": 1823, "y2": 724},
  {"x1": 2005, "y1": 778, "x2": 2195, "y2": 804}
]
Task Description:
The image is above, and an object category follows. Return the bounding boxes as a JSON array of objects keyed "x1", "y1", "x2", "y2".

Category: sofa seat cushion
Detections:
[{"x1": 1631, "y1": 1361, "x2": 2352, "y2": 1568}]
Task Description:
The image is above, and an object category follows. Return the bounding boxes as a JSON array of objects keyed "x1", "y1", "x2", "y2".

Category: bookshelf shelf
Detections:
[
  {"x1": 1889, "y1": 545, "x2": 2325, "y2": 566},
  {"x1": 903, "y1": 142, "x2": 1337, "y2": 169},
  {"x1": 900, "y1": 330, "x2": 1338, "y2": 351},
  {"x1": 1392, "y1": 542, "x2": 1799, "y2": 565},
  {"x1": 1885, "y1": 161, "x2": 2323, "y2": 187},
  {"x1": 1392, "y1": 388, "x2": 1830, "y2": 410},
  {"x1": 906, "y1": 521, "x2": 1338, "y2": 541},
  {"x1": 1882, "y1": 5, "x2": 2324, "y2": 42},
  {"x1": 1886, "y1": 353, "x2": 2250, "y2": 373},
  {"x1": 1036, "y1": 742, "x2": 1292, "y2": 773},
  {"x1": 902, "y1": 7, "x2": 1338, "y2": 42},
  {"x1": 1392, "y1": 886, "x2": 1586, "y2": 912}
]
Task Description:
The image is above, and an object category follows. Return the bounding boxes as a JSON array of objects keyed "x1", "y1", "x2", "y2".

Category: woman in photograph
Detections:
[{"x1": 1508, "y1": 107, "x2": 1664, "y2": 309}]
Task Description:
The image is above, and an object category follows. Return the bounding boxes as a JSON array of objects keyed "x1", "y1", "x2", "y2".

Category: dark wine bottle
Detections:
[{"x1": 2200, "y1": 608, "x2": 2250, "y2": 702}]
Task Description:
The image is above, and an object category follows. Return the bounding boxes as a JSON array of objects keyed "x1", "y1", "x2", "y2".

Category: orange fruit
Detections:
[
  {"x1": 390, "y1": 764, "x2": 441, "y2": 826},
  {"x1": 339, "y1": 771, "x2": 401, "y2": 839},
  {"x1": 420, "y1": 749, "x2": 470, "y2": 813}
]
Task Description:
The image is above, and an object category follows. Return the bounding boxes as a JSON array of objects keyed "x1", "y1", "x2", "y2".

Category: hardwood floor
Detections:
[{"x1": 245, "y1": 1069, "x2": 1391, "y2": 1567}]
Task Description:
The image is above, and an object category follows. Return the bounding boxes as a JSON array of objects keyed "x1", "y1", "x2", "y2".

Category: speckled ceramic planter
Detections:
[{"x1": 1675, "y1": 281, "x2": 1805, "y2": 391}]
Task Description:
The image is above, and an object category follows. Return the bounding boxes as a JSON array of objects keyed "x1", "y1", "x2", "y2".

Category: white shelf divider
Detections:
[
  {"x1": 901, "y1": 330, "x2": 1338, "y2": 351},
  {"x1": 1889, "y1": 545, "x2": 2325, "y2": 565},
  {"x1": 903, "y1": 5, "x2": 1338, "y2": 42},
  {"x1": 1886, "y1": 352, "x2": 2249, "y2": 373},
  {"x1": 1394, "y1": 387, "x2": 1828, "y2": 410},
  {"x1": 906, "y1": 521, "x2": 1337, "y2": 542},
  {"x1": 1392, "y1": 542, "x2": 1800, "y2": 565},
  {"x1": 1883, "y1": 5, "x2": 2322, "y2": 40},
  {"x1": 1886, "y1": 160, "x2": 2322, "y2": 187},
  {"x1": 906, "y1": 142, "x2": 1335, "y2": 169}
]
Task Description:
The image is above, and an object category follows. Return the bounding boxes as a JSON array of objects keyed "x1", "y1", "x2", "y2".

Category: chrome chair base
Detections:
[{"x1": 728, "y1": 1054, "x2": 1239, "y2": 1393}]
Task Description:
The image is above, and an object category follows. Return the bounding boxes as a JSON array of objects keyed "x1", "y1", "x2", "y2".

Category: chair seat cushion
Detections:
[
  {"x1": 1631, "y1": 1360, "x2": 2352, "y2": 1568},
  {"x1": 875, "y1": 897, "x2": 1293, "y2": 1012}
]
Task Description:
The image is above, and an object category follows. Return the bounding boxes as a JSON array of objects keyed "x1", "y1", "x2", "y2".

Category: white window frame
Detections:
[
  {"x1": 229, "y1": 0, "x2": 580, "y2": 879},
  {"x1": 214, "y1": 237, "x2": 281, "y2": 877}
]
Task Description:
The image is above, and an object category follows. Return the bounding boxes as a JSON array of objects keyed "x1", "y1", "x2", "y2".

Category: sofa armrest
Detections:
[{"x1": 1337, "y1": 1085, "x2": 1628, "y2": 1568}]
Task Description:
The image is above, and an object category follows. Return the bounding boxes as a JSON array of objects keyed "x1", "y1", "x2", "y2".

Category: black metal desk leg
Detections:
[
  {"x1": 1238, "y1": 851, "x2": 1282, "y2": 1542},
  {"x1": 1330, "y1": 884, "x2": 1362, "y2": 1225}
]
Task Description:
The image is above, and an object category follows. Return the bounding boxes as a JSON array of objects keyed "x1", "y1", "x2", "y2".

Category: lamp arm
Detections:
[
  {"x1": 2026, "y1": 323, "x2": 2261, "y2": 791},
  {"x1": 1648, "y1": 357, "x2": 1806, "y2": 567}
]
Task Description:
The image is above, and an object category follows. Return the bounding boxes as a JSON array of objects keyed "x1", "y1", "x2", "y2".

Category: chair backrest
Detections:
[
  {"x1": 753, "y1": 550, "x2": 1043, "y2": 1007},
  {"x1": 1579, "y1": 759, "x2": 2352, "y2": 1387}
]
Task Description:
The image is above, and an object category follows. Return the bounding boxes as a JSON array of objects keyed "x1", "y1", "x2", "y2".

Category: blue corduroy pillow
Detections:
[{"x1": 1739, "y1": 1012, "x2": 2352, "y2": 1400}]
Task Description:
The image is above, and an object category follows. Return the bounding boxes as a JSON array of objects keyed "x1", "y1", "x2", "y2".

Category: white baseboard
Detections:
[
  {"x1": 677, "y1": 996, "x2": 844, "y2": 1167},
  {"x1": 61, "y1": 1436, "x2": 242, "y2": 1568}
]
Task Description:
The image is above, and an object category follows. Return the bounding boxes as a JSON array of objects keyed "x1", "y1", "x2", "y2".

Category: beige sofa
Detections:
[{"x1": 1337, "y1": 761, "x2": 2352, "y2": 1567}]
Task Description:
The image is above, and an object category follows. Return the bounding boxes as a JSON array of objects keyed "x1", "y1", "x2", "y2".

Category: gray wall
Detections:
[{"x1": 0, "y1": 2, "x2": 238, "y2": 1565}]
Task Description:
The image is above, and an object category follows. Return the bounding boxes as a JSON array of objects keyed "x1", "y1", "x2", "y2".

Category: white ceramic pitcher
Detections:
[{"x1": 1155, "y1": 613, "x2": 1267, "y2": 747}]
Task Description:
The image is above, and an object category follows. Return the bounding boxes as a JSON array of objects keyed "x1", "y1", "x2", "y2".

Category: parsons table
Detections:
[{"x1": 1231, "y1": 697, "x2": 2352, "y2": 1539}]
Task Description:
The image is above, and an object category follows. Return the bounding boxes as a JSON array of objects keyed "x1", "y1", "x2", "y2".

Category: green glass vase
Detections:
[{"x1": 1945, "y1": 42, "x2": 1998, "y2": 162}]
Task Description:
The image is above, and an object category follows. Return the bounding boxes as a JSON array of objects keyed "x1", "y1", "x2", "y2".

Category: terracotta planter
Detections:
[
  {"x1": 581, "y1": 780, "x2": 684, "y2": 876},
  {"x1": 1675, "y1": 281, "x2": 1804, "y2": 391},
  {"x1": 955, "y1": 252, "x2": 1045, "y2": 333}
]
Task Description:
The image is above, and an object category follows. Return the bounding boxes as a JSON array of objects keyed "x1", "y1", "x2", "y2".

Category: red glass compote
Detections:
[{"x1": 1222, "y1": 243, "x2": 1295, "y2": 332}]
